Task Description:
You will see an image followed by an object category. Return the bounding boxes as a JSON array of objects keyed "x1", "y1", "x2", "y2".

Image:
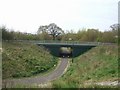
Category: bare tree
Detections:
[
  {"x1": 37, "y1": 23, "x2": 64, "y2": 40},
  {"x1": 47, "y1": 23, "x2": 64, "y2": 40}
]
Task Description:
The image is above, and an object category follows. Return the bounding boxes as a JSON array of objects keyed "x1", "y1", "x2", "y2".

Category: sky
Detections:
[{"x1": 0, "y1": 0, "x2": 119, "y2": 34}]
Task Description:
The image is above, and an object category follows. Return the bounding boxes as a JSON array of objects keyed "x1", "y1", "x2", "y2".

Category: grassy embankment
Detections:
[
  {"x1": 52, "y1": 45, "x2": 118, "y2": 88},
  {"x1": 2, "y1": 41, "x2": 58, "y2": 79}
]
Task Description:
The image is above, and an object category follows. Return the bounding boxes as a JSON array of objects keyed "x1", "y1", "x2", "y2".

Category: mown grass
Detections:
[
  {"x1": 2, "y1": 41, "x2": 58, "y2": 79},
  {"x1": 52, "y1": 45, "x2": 118, "y2": 88}
]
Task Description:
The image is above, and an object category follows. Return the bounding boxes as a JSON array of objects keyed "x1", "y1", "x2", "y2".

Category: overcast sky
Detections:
[{"x1": 0, "y1": 0, "x2": 119, "y2": 33}]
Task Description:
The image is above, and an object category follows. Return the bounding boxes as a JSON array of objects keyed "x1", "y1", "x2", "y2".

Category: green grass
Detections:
[
  {"x1": 2, "y1": 41, "x2": 58, "y2": 79},
  {"x1": 52, "y1": 45, "x2": 118, "y2": 88}
]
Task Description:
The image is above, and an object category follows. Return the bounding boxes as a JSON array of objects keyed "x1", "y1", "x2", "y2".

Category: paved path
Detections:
[{"x1": 3, "y1": 58, "x2": 69, "y2": 88}]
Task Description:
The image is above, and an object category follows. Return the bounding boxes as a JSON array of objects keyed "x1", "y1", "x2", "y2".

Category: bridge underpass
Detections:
[{"x1": 36, "y1": 42, "x2": 98, "y2": 58}]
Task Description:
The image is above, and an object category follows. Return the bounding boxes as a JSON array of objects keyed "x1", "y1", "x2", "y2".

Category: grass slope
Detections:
[
  {"x1": 52, "y1": 45, "x2": 118, "y2": 88},
  {"x1": 2, "y1": 41, "x2": 57, "y2": 79}
]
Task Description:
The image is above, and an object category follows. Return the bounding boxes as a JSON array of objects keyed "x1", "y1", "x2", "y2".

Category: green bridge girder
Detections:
[{"x1": 37, "y1": 42, "x2": 97, "y2": 58}]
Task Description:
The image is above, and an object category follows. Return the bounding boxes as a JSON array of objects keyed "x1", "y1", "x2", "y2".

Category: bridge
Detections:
[
  {"x1": 19, "y1": 40, "x2": 112, "y2": 58},
  {"x1": 29, "y1": 40, "x2": 103, "y2": 58},
  {"x1": 20, "y1": 40, "x2": 115, "y2": 58}
]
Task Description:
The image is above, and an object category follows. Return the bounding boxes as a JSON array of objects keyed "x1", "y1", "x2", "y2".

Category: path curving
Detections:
[{"x1": 3, "y1": 58, "x2": 69, "y2": 88}]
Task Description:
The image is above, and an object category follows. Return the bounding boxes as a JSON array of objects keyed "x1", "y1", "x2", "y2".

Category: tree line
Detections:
[{"x1": 1, "y1": 23, "x2": 119, "y2": 43}]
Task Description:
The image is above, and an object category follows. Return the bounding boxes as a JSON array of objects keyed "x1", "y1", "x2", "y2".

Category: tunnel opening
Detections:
[{"x1": 59, "y1": 46, "x2": 73, "y2": 58}]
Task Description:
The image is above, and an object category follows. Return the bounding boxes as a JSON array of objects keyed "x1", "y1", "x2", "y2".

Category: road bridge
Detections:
[
  {"x1": 33, "y1": 41, "x2": 101, "y2": 57},
  {"x1": 18, "y1": 40, "x2": 113, "y2": 57}
]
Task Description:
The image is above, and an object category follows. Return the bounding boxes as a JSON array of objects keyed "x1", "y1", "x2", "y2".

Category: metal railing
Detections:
[
  {"x1": 28, "y1": 40, "x2": 106, "y2": 46},
  {"x1": 10, "y1": 40, "x2": 116, "y2": 45}
]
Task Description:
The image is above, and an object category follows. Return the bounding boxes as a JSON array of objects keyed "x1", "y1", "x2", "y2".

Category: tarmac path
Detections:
[{"x1": 3, "y1": 58, "x2": 69, "y2": 88}]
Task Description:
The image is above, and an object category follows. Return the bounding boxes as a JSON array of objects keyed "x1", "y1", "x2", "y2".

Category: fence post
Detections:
[{"x1": 72, "y1": 41, "x2": 74, "y2": 63}]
